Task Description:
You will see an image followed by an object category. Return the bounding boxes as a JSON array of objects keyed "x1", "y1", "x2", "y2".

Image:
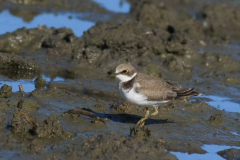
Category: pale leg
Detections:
[
  {"x1": 136, "y1": 106, "x2": 159, "y2": 128},
  {"x1": 150, "y1": 106, "x2": 158, "y2": 116},
  {"x1": 136, "y1": 108, "x2": 149, "y2": 127}
]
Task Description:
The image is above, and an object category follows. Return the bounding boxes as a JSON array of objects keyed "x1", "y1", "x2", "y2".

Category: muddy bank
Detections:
[
  {"x1": 0, "y1": 0, "x2": 240, "y2": 159},
  {"x1": 1, "y1": 83, "x2": 240, "y2": 159}
]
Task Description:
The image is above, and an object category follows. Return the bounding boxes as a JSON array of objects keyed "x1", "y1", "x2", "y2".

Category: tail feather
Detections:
[{"x1": 174, "y1": 88, "x2": 201, "y2": 97}]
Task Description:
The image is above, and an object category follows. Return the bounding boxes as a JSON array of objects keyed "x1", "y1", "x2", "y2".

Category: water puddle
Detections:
[
  {"x1": 0, "y1": 10, "x2": 95, "y2": 37},
  {"x1": 0, "y1": 0, "x2": 131, "y2": 37},
  {"x1": 202, "y1": 95, "x2": 240, "y2": 113},
  {"x1": 0, "y1": 75, "x2": 64, "y2": 92},
  {"x1": 92, "y1": 0, "x2": 130, "y2": 13},
  {"x1": 171, "y1": 144, "x2": 240, "y2": 160},
  {"x1": 231, "y1": 131, "x2": 240, "y2": 136}
]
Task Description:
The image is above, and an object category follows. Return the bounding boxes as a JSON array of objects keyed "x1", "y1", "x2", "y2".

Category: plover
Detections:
[{"x1": 115, "y1": 64, "x2": 201, "y2": 127}]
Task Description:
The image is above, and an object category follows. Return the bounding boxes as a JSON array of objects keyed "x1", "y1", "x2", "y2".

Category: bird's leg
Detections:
[
  {"x1": 136, "y1": 107, "x2": 149, "y2": 128},
  {"x1": 150, "y1": 106, "x2": 158, "y2": 117}
]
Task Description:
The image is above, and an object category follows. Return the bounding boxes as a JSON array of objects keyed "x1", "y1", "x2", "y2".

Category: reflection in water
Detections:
[
  {"x1": 202, "y1": 95, "x2": 240, "y2": 113},
  {"x1": 92, "y1": 0, "x2": 130, "y2": 13},
  {"x1": 0, "y1": 75, "x2": 65, "y2": 92},
  {"x1": 231, "y1": 131, "x2": 240, "y2": 136},
  {"x1": 0, "y1": 10, "x2": 95, "y2": 37},
  {"x1": 0, "y1": 0, "x2": 130, "y2": 37},
  {"x1": 171, "y1": 144, "x2": 240, "y2": 160}
]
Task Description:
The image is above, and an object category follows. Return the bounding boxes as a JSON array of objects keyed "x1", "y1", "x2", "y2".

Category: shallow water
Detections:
[
  {"x1": 202, "y1": 95, "x2": 240, "y2": 113},
  {"x1": 171, "y1": 144, "x2": 240, "y2": 160},
  {"x1": 0, "y1": 10, "x2": 95, "y2": 37},
  {"x1": 0, "y1": 0, "x2": 130, "y2": 37},
  {"x1": 0, "y1": 75, "x2": 64, "y2": 92}
]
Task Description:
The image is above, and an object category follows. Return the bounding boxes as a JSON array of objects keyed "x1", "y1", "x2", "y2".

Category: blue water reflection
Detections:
[
  {"x1": 0, "y1": 75, "x2": 65, "y2": 92},
  {"x1": 203, "y1": 95, "x2": 240, "y2": 113},
  {"x1": 171, "y1": 144, "x2": 240, "y2": 160},
  {"x1": 0, "y1": 10, "x2": 95, "y2": 37},
  {"x1": 92, "y1": 0, "x2": 130, "y2": 13}
]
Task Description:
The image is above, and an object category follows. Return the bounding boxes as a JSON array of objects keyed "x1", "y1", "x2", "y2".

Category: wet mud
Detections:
[
  {"x1": 218, "y1": 148, "x2": 240, "y2": 160},
  {"x1": 0, "y1": 0, "x2": 240, "y2": 159}
]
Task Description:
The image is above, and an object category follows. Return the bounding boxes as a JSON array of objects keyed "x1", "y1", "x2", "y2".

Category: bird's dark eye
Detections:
[{"x1": 122, "y1": 70, "x2": 128, "y2": 73}]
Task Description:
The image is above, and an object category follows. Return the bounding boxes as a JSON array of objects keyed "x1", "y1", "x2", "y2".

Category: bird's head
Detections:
[{"x1": 115, "y1": 64, "x2": 137, "y2": 82}]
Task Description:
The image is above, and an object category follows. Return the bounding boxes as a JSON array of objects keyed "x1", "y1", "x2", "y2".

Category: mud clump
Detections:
[
  {"x1": 218, "y1": 148, "x2": 240, "y2": 160},
  {"x1": 11, "y1": 111, "x2": 35, "y2": 134},
  {"x1": 11, "y1": 112, "x2": 73, "y2": 138},
  {"x1": 34, "y1": 75, "x2": 47, "y2": 90},
  {"x1": 130, "y1": 126, "x2": 151, "y2": 139},
  {"x1": 32, "y1": 114, "x2": 73, "y2": 138},
  {"x1": 0, "y1": 84, "x2": 12, "y2": 98},
  {"x1": 111, "y1": 101, "x2": 134, "y2": 113},
  {"x1": 0, "y1": 53, "x2": 41, "y2": 71},
  {"x1": 207, "y1": 111, "x2": 224, "y2": 124},
  {"x1": 80, "y1": 19, "x2": 183, "y2": 68},
  {"x1": 0, "y1": 26, "x2": 82, "y2": 65},
  {"x1": 17, "y1": 99, "x2": 40, "y2": 112},
  {"x1": 67, "y1": 134, "x2": 177, "y2": 160}
]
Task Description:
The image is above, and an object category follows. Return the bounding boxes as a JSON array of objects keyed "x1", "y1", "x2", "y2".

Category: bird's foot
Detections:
[
  {"x1": 150, "y1": 106, "x2": 159, "y2": 117},
  {"x1": 136, "y1": 108, "x2": 149, "y2": 128},
  {"x1": 136, "y1": 118, "x2": 146, "y2": 128}
]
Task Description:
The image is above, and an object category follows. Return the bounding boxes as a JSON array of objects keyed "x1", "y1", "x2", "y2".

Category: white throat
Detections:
[{"x1": 116, "y1": 73, "x2": 137, "y2": 82}]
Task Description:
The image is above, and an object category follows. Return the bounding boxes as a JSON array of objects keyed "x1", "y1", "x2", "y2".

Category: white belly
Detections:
[{"x1": 119, "y1": 83, "x2": 168, "y2": 106}]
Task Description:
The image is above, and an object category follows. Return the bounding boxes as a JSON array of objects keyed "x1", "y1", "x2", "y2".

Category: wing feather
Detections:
[{"x1": 135, "y1": 73, "x2": 177, "y2": 101}]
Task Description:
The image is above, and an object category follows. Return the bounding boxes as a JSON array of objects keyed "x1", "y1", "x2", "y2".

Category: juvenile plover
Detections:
[{"x1": 115, "y1": 64, "x2": 201, "y2": 127}]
